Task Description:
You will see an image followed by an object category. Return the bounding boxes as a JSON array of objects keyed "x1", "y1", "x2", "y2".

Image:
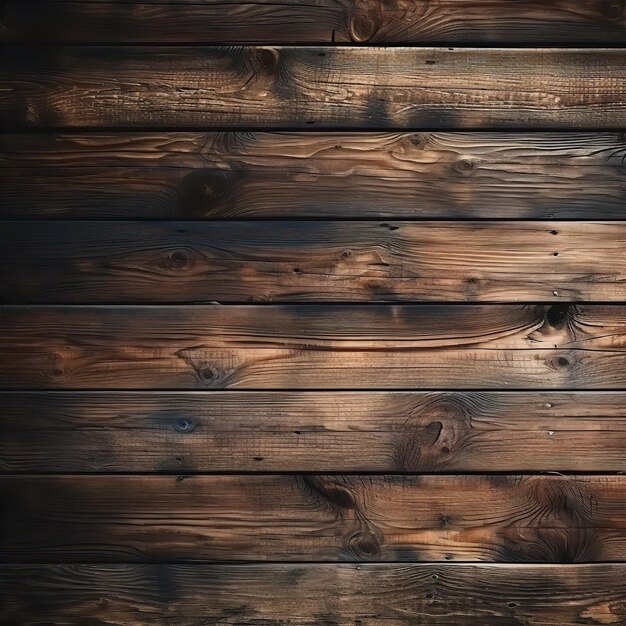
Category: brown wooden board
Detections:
[
  {"x1": 4, "y1": 221, "x2": 626, "y2": 303},
  {"x1": 3, "y1": 0, "x2": 626, "y2": 44},
  {"x1": 2, "y1": 304, "x2": 626, "y2": 390},
  {"x1": 3, "y1": 47, "x2": 626, "y2": 129},
  {"x1": 2, "y1": 474, "x2": 626, "y2": 562},
  {"x1": 3, "y1": 563, "x2": 625, "y2": 626},
  {"x1": 2, "y1": 132, "x2": 626, "y2": 220},
  {"x1": 2, "y1": 391, "x2": 626, "y2": 473}
]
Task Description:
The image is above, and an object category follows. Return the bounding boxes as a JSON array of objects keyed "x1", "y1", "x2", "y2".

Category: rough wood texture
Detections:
[
  {"x1": 2, "y1": 305, "x2": 626, "y2": 390},
  {"x1": 3, "y1": 563, "x2": 625, "y2": 626},
  {"x1": 3, "y1": 0, "x2": 626, "y2": 44},
  {"x1": 2, "y1": 391, "x2": 625, "y2": 473},
  {"x1": 3, "y1": 47, "x2": 626, "y2": 129},
  {"x1": 2, "y1": 132, "x2": 626, "y2": 220},
  {"x1": 4, "y1": 221, "x2": 626, "y2": 303},
  {"x1": 2, "y1": 474, "x2": 625, "y2": 562}
]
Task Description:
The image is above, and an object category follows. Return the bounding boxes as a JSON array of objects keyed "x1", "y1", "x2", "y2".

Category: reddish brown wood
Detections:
[
  {"x1": 2, "y1": 305, "x2": 626, "y2": 390},
  {"x1": 3, "y1": 391, "x2": 625, "y2": 472},
  {"x1": 3, "y1": 47, "x2": 626, "y2": 129},
  {"x1": 3, "y1": 132, "x2": 625, "y2": 220},
  {"x1": 2, "y1": 474, "x2": 625, "y2": 562},
  {"x1": 3, "y1": 1, "x2": 626, "y2": 44},
  {"x1": 2, "y1": 563, "x2": 624, "y2": 626}
]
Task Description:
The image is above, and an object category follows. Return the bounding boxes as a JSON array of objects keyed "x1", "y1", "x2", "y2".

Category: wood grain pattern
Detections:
[
  {"x1": 2, "y1": 474, "x2": 625, "y2": 562},
  {"x1": 3, "y1": 0, "x2": 626, "y2": 44},
  {"x1": 2, "y1": 304, "x2": 626, "y2": 390},
  {"x1": 3, "y1": 563, "x2": 625, "y2": 626},
  {"x1": 2, "y1": 391, "x2": 626, "y2": 472},
  {"x1": 4, "y1": 221, "x2": 626, "y2": 303},
  {"x1": 3, "y1": 132, "x2": 626, "y2": 220},
  {"x1": 3, "y1": 47, "x2": 626, "y2": 129}
]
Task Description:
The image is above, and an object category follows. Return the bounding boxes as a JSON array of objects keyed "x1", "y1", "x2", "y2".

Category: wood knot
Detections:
[
  {"x1": 546, "y1": 304, "x2": 571, "y2": 330},
  {"x1": 556, "y1": 356, "x2": 570, "y2": 369},
  {"x1": 301, "y1": 476, "x2": 355, "y2": 510},
  {"x1": 168, "y1": 249, "x2": 191, "y2": 269},
  {"x1": 173, "y1": 417, "x2": 195, "y2": 433},
  {"x1": 201, "y1": 365, "x2": 219, "y2": 382},
  {"x1": 453, "y1": 158, "x2": 478, "y2": 175},
  {"x1": 545, "y1": 354, "x2": 574, "y2": 373},
  {"x1": 49, "y1": 352, "x2": 67, "y2": 379},
  {"x1": 180, "y1": 169, "x2": 240, "y2": 217},
  {"x1": 396, "y1": 396, "x2": 472, "y2": 471},
  {"x1": 348, "y1": 14, "x2": 378, "y2": 42},
  {"x1": 345, "y1": 528, "x2": 381, "y2": 559},
  {"x1": 255, "y1": 47, "x2": 280, "y2": 72},
  {"x1": 407, "y1": 133, "x2": 428, "y2": 150}
]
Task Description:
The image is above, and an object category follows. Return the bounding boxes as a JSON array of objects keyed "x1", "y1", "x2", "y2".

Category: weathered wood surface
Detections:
[
  {"x1": 3, "y1": 563, "x2": 624, "y2": 626},
  {"x1": 2, "y1": 305, "x2": 626, "y2": 390},
  {"x1": 3, "y1": 47, "x2": 626, "y2": 129},
  {"x1": 3, "y1": 132, "x2": 626, "y2": 220},
  {"x1": 3, "y1": 0, "x2": 626, "y2": 44},
  {"x1": 3, "y1": 391, "x2": 626, "y2": 473},
  {"x1": 2, "y1": 474, "x2": 625, "y2": 562},
  {"x1": 4, "y1": 221, "x2": 626, "y2": 303}
]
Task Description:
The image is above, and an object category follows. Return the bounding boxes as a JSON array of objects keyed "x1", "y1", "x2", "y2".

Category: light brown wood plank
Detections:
[
  {"x1": 2, "y1": 474, "x2": 626, "y2": 562},
  {"x1": 3, "y1": 0, "x2": 626, "y2": 44},
  {"x1": 2, "y1": 305, "x2": 626, "y2": 389},
  {"x1": 3, "y1": 47, "x2": 626, "y2": 129},
  {"x1": 4, "y1": 221, "x2": 626, "y2": 303},
  {"x1": 2, "y1": 391, "x2": 625, "y2": 472},
  {"x1": 3, "y1": 563, "x2": 625, "y2": 626},
  {"x1": 2, "y1": 132, "x2": 626, "y2": 220}
]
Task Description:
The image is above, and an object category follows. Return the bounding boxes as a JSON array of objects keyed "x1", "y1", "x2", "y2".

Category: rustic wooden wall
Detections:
[{"x1": 1, "y1": 2, "x2": 626, "y2": 624}]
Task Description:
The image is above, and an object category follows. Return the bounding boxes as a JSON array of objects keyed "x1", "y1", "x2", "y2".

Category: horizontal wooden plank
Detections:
[
  {"x1": 3, "y1": 47, "x2": 626, "y2": 129},
  {"x1": 2, "y1": 132, "x2": 626, "y2": 220},
  {"x1": 4, "y1": 221, "x2": 626, "y2": 303},
  {"x1": 2, "y1": 391, "x2": 626, "y2": 472},
  {"x1": 3, "y1": 564, "x2": 625, "y2": 626},
  {"x1": 2, "y1": 305, "x2": 626, "y2": 389},
  {"x1": 3, "y1": 1, "x2": 626, "y2": 44},
  {"x1": 2, "y1": 474, "x2": 625, "y2": 562}
]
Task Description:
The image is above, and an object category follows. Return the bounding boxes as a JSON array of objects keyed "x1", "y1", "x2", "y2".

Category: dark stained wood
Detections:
[
  {"x1": 3, "y1": 47, "x2": 626, "y2": 129},
  {"x1": 3, "y1": 0, "x2": 626, "y2": 44},
  {"x1": 2, "y1": 305, "x2": 626, "y2": 390},
  {"x1": 2, "y1": 474, "x2": 625, "y2": 562},
  {"x1": 2, "y1": 564, "x2": 625, "y2": 626},
  {"x1": 3, "y1": 132, "x2": 626, "y2": 220},
  {"x1": 4, "y1": 221, "x2": 626, "y2": 303},
  {"x1": 2, "y1": 391, "x2": 626, "y2": 473},
  {"x1": 3, "y1": 1, "x2": 626, "y2": 621}
]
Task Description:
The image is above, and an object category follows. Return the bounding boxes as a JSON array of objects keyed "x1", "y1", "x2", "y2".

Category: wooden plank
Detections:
[
  {"x1": 3, "y1": 47, "x2": 626, "y2": 129},
  {"x1": 3, "y1": 1, "x2": 626, "y2": 44},
  {"x1": 3, "y1": 221, "x2": 626, "y2": 303},
  {"x1": 3, "y1": 564, "x2": 624, "y2": 626},
  {"x1": 2, "y1": 304, "x2": 626, "y2": 390},
  {"x1": 2, "y1": 391, "x2": 626, "y2": 472},
  {"x1": 2, "y1": 474, "x2": 625, "y2": 562},
  {"x1": 2, "y1": 132, "x2": 626, "y2": 220}
]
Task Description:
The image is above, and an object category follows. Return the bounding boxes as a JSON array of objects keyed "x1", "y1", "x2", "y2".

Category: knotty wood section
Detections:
[
  {"x1": 4, "y1": 221, "x2": 626, "y2": 303},
  {"x1": 3, "y1": 132, "x2": 626, "y2": 220},
  {"x1": 2, "y1": 391, "x2": 626, "y2": 472},
  {"x1": 2, "y1": 305, "x2": 626, "y2": 390},
  {"x1": 3, "y1": 0, "x2": 626, "y2": 44},
  {"x1": 2, "y1": 474, "x2": 625, "y2": 562},
  {"x1": 3, "y1": 564, "x2": 624, "y2": 626},
  {"x1": 3, "y1": 47, "x2": 626, "y2": 129}
]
